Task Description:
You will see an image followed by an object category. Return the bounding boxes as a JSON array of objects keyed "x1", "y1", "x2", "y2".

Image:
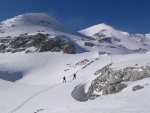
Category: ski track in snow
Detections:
[{"x1": 7, "y1": 83, "x2": 62, "y2": 113}]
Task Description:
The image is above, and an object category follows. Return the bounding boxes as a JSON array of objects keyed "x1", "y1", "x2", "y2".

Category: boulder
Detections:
[
  {"x1": 132, "y1": 85, "x2": 144, "y2": 91},
  {"x1": 98, "y1": 51, "x2": 107, "y2": 55}
]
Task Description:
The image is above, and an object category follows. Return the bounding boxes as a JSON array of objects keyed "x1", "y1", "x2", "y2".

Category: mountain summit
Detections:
[
  {"x1": 79, "y1": 23, "x2": 131, "y2": 38},
  {"x1": 0, "y1": 13, "x2": 82, "y2": 37},
  {"x1": 79, "y1": 23, "x2": 118, "y2": 36}
]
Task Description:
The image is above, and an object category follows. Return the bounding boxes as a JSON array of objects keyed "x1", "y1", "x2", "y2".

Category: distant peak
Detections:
[
  {"x1": 94, "y1": 23, "x2": 112, "y2": 28},
  {"x1": 79, "y1": 23, "x2": 118, "y2": 36}
]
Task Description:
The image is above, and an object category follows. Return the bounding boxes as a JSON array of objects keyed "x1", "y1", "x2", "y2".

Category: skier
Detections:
[
  {"x1": 63, "y1": 76, "x2": 66, "y2": 83},
  {"x1": 73, "y1": 73, "x2": 76, "y2": 80}
]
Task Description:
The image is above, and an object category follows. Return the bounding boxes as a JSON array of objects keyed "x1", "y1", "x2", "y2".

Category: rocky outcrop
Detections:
[
  {"x1": 84, "y1": 42, "x2": 93, "y2": 47},
  {"x1": 98, "y1": 51, "x2": 108, "y2": 55},
  {"x1": 84, "y1": 65, "x2": 150, "y2": 101},
  {"x1": 133, "y1": 48, "x2": 147, "y2": 53},
  {"x1": 102, "y1": 83, "x2": 126, "y2": 95},
  {"x1": 97, "y1": 37, "x2": 112, "y2": 43},
  {"x1": 132, "y1": 85, "x2": 144, "y2": 91},
  {"x1": 63, "y1": 43, "x2": 76, "y2": 54},
  {"x1": 0, "y1": 33, "x2": 76, "y2": 54},
  {"x1": 112, "y1": 37, "x2": 121, "y2": 42}
]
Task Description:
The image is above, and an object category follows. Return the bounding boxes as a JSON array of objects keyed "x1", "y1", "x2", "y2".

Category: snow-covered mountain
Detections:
[
  {"x1": 0, "y1": 13, "x2": 83, "y2": 37},
  {"x1": 79, "y1": 23, "x2": 150, "y2": 53},
  {"x1": 0, "y1": 13, "x2": 150, "y2": 113},
  {"x1": 0, "y1": 13, "x2": 94, "y2": 53}
]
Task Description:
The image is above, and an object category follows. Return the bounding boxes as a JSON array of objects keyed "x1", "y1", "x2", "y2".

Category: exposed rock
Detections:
[
  {"x1": 63, "y1": 43, "x2": 76, "y2": 54},
  {"x1": 75, "y1": 59, "x2": 89, "y2": 66},
  {"x1": 115, "y1": 83, "x2": 126, "y2": 92},
  {"x1": 113, "y1": 37, "x2": 121, "y2": 42},
  {"x1": 98, "y1": 37, "x2": 112, "y2": 43},
  {"x1": 0, "y1": 38, "x2": 11, "y2": 43},
  {"x1": 84, "y1": 42, "x2": 93, "y2": 47},
  {"x1": 51, "y1": 47, "x2": 61, "y2": 52},
  {"x1": 102, "y1": 84, "x2": 126, "y2": 95},
  {"x1": 82, "y1": 61, "x2": 94, "y2": 69},
  {"x1": 132, "y1": 85, "x2": 144, "y2": 91},
  {"x1": 30, "y1": 36, "x2": 44, "y2": 45},
  {"x1": 133, "y1": 48, "x2": 147, "y2": 53},
  {"x1": 0, "y1": 44, "x2": 7, "y2": 51},
  {"x1": 85, "y1": 65, "x2": 150, "y2": 101},
  {"x1": 25, "y1": 50, "x2": 33, "y2": 53},
  {"x1": 10, "y1": 36, "x2": 29, "y2": 48},
  {"x1": 107, "y1": 45, "x2": 116, "y2": 48},
  {"x1": 0, "y1": 33, "x2": 76, "y2": 54},
  {"x1": 93, "y1": 33, "x2": 105, "y2": 40},
  {"x1": 94, "y1": 63, "x2": 112, "y2": 75},
  {"x1": 98, "y1": 51, "x2": 108, "y2": 55}
]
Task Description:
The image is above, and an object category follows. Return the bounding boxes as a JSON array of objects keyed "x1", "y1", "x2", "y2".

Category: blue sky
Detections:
[{"x1": 0, "y1": 0, "x2": 150, "y2": 33}]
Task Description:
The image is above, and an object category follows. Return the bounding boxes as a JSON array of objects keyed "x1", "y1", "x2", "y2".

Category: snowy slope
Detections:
[{"x1": 0, "y1": 52, "x2": 150, "y2": 113}]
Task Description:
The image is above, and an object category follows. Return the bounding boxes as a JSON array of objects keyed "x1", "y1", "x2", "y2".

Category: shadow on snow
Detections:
[
  {"x1": 71, "y1": 84, "x2": 86, "y2": 101},
  {"x1": 0, "y1": 71, "x2": 23, "y2": 82}
]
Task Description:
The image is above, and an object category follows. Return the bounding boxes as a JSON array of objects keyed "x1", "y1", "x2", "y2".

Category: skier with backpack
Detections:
[
  {"x1": 73, "y1": 73, "x2": 76, "y2": 80},
  {"x1": 63, "y1": 76, "x2": 66, "y2": 83}
]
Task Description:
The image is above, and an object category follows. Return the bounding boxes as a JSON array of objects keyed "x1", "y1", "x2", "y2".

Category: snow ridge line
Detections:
[{"x1": 8, "y1": 83, "x2": 62, "y2": 113}]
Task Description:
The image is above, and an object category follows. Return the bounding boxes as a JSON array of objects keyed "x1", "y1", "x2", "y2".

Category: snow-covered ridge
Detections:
[
  {"x1": 0, "y1": 13, "x2": 84, "y2": 38},
  {"x1": 79, "y1": 23, "x2": 150, "y2": 53}
]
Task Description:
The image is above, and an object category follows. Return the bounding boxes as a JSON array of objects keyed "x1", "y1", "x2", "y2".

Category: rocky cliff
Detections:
[{"x1": 83, "y1": 64, "x2": 150, "y2": 101}]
